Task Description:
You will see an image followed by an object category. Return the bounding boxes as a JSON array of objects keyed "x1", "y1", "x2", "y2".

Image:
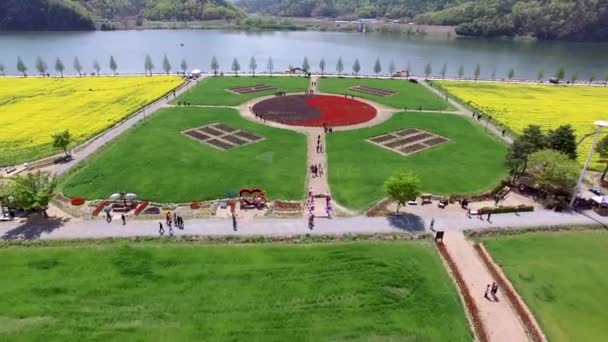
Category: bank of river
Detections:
[{"x1": 0, "y1": 30, "x2": 606, "y2": 79}]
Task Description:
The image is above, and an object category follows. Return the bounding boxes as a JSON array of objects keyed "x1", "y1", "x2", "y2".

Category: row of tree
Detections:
[
  {"x1": 4, "y1": 56, "x2": 606, "y2": 84},
  {"x1": 6, "y1": 55, "x2": 189, "y2": 77}
]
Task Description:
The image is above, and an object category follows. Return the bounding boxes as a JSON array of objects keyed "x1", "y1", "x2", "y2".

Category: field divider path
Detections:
[
  {"x1": 443, "y1": 230, "x2": 531, "y2": 342},
  {"x1": 37, "y1": 77, "x2": 204, "y2": 176},
  {"x1": 420, "y1": 80, "x2": 513, "y2": 144}
]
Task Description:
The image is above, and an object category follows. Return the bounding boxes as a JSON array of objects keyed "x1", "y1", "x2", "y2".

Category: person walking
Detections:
[
  {"x1": 487, "y1": 211, "x2": 492, "y2": 222},
  {"x1": 467, "y1": 207, "x2": 472, "y2": 218},
  {"x1": 491, "y1": 282, "x2": 499, "y2": 300},
  {"x1": 232, "y1": 213, "x2": 238, "y2": 231},
  {"x1": 173, "y1": 212, "x2": 177, "y2": 226},
  {"x1": 159, "y1": 222, "x2": 164, "y2": 236},
  {"x1": 484, "y1": 284, "x2": 491, "y2": 299},
  {"x1": 308, "y1": 213, "x2": 315, "y2": 230},
  {"x1": 429, "y1": 218, "x2": 435, "y2": 231},
  {"x1": 121, "y1": 213, "x2": 126, "y2": 226}
]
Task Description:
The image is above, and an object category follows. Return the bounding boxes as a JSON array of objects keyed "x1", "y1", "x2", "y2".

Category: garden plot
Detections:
[
  {"x1": 182, "y1": 122, "x2": 263, "y2": 150},
  {"x1": 368, "y1": 128, "x2": 449, "y2": 156}
]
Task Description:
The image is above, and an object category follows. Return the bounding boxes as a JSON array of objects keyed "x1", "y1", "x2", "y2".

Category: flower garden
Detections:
[
  {"x1": 0, "y1": 76, "x2": 183, "y2": 165},
  {"x1": 438, "y1": 81, "x2": 608, "y2": 168}
]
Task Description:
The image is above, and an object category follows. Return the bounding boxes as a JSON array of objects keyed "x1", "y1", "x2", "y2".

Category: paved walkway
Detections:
[
  {"x1": 31, "y1": 77, "x2": 202, "y2": 176},
  {"x1": 443, "y1": 231, "x2": 530, "y2": 342}
]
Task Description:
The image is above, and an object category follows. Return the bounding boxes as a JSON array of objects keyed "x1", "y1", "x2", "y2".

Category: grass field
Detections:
[
  {"x1": 0, "y1": 76, "x2": 183, "y2": 166},
  {"x1": 483, "y1": 230, "x2": 608, "y2": 342},
  {"x1": 176, "y1": 76, "x2": 309, "y2": 106},
  {"x1": 0, "y1": 240, "x2": 471, "y2": 341},
  {"x1": 327, "y1": 112, "x2": 508, "y2": 210},
  {"x1": 438, "y1": 81, "x2": 608, "y2": 168},
  {"x1": 61, "y1": 107, "x2": 306, "y2": 202},
  {"x1": 318, "y1": 77, "x2": 452, "y2": 110}
]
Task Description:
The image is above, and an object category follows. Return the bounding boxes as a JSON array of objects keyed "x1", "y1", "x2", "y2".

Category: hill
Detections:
[
  {"x1": 236, "y1": 0, "x2": 608, "y2": 41},
  {"x1": 0, "y1": 0, "x2": 245, "y2": 31}
]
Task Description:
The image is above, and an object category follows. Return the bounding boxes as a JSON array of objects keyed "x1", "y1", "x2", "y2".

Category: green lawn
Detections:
[
  {"x1": 318, "y1": 77, "x2": 452, "y2": 110},
  {"x1": 483, "y1": 230, "x2": 608, "y2": 342},
  {"x1": 61, "y1": 107, "x2": 306, "y2": 202},
  {"x1": 176, "y1": 76, "x2": 310, "y2": 106},
  {"x1": 0, "y1": 240, "x2": 471, "y2": 341},
  {"x1": 327, "y1": 112, "x2": 508, "y2": 210}
]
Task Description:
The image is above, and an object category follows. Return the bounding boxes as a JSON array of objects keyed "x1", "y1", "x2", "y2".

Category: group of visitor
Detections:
[
  {"x1": 178, "y1": 101, "x2": 191, "y2": 106},
  {"x1": 158, "y1": 211, "x2": 185, "y2": 236},
  {"x1": 310, "y1": 163, "x2": 324, "y2": 178},
  {"x1": 484, "y1": 282, "x2": 500, "y2": 301},
  {"x1": 322, "y1": 123, "x2": 334, "y2": 133}
]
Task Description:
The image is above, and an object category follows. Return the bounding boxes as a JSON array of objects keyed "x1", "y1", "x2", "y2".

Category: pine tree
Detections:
[
  {"x1": 109, "y1": 56, "x2": 118, "y2": 75},
  {"x1": 319, "y1": 58, "x2": 325, "y2": 77},
  {"x1": 180, "y1": 59, "x2": 188, "y2": 74},
  {"x1": 54, "y1": 57, "x2": 65, "y2": 77},
  {"x1": 373, "y1": 58, "x2": 382, "y2": 77},
  {"x1": 35, "y1": 56, "x2": 48, "y2": 75},
  {"x1": 267, "y1": 57, "x2": 274, "y2": 76},
  {"x1": 73, "y1": 57, "x2": 82, "y2": 76},
  {"x1": 474, "y1": 64, "x2": 481, "y2": 81},
  {"x1": 440, "y1": 64, "x2": 447, "y2": 79},
  {"x1": 162, "y1": 54, "x2": 171, "y2": 75},
  {"x1": 302, "y1": 57, "x2": 310, "y2": 72},
  {"x1": 93, "y1": 60, "x2": 101, "y2": 76},
  {"x1": 352, "y1": 58, "x2": 361, "y2": 77},
  {"x1": 232, "y1": 58, "x2": 240, "y2": 76},
  {"x1": 336, "y1": 57, "x2": 344, "y2": 76},
  {"x1": 424, "y1": 63, "x2": 432, "y2": 79},
  {"x1": 210, "y1": 56, "x2": 219, "y2": 76},
  {"x1": 249, "y1": 56, "x2": 257, "y2": 76},
  {"x1": 144, "y1": 54, "x2": 154, "y2": 76}
]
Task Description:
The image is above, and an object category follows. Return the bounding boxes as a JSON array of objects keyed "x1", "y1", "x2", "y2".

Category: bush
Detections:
[
  {"x1": 70, "y1": 197, "x2": 85, "y2": 206},
  {"x1": 480, "y1": 204, "x2": 534, "y2": 214}
]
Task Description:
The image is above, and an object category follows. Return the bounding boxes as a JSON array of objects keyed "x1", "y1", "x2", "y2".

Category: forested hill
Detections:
[
  {"x1": 236, "y1": 0, "x2": 608, "y2": 41},
  {"x1": 0, "y1": 0, "x2": 245, "y2": 31}
]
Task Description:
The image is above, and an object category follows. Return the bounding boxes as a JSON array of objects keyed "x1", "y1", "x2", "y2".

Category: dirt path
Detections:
[{"x1": 443, "y1": 230, "x2": 530, "y2": 342}]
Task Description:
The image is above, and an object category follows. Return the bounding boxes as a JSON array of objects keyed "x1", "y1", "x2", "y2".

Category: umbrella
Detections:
[
  {"x1": 125, "y1": 193, "x2": 137, "y2": 201},
  {"x1": 109, "y1": 193, "x2": 121, "y2": 201}
]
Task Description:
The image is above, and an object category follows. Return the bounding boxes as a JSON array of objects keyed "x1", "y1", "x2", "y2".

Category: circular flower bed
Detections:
[
  {"x1": 252, "y1": 95, "x2": 376, "y2": 127},
  {"x1": 70, "y1": 198, "x2": 86, "y2": 206}
]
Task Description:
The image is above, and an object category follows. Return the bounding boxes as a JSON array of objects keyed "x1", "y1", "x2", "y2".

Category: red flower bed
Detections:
[
  {"x1": 92, "y1": 200, "x2": 110, "y2": 217},
  {"x1": 474, "y1": 243, "x2": 545, "y2": 342},
  {"x1": 252, "y1": 95, "x2": 376, "y2": 127},
  {"x1": 436, "y1": 242, "x2": 489, "y2": 342},
  {"x1": 134, "y1": 201, "x2": 149, "y2": 216},
  {"x1": 70, "y1": 198, "x2": 85, "y2": 206},
  {"x1": 190, "y1": 201, "x2": 201, "y2": 209},
  {"x1": 274, "y1": 201, "x2": 303, "y2": 211}
]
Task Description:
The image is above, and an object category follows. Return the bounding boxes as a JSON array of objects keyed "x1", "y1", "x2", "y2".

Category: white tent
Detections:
[
  {"x1": 190, "y1": 69, "x2": 202, "y2": 77},
  {"x1": 591, "y1": 196, "x2": 608, "y2": 205}
]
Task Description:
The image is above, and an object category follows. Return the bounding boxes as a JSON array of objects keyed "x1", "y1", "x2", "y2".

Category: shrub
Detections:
[{"x1": 480, "y1": 205, "x2": 534, "y2": 214}]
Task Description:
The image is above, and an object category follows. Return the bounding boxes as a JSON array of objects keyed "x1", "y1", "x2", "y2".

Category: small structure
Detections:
[{"x1": 190, "y1": 69, "x2": 202, "y2": 78}]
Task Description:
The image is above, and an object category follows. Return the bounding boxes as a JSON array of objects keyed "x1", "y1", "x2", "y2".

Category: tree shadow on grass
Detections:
[
  {"x1": 386, "y1": 213, "x2": 425, "y2": 233},
  {"x1": 2, "y1": 214, "x2": 71, "y2": 240}
]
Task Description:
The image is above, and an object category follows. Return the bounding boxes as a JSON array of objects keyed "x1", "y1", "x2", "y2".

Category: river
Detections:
[{"x1": 0, "y1": 30, "x2": 607, "y2": 79}]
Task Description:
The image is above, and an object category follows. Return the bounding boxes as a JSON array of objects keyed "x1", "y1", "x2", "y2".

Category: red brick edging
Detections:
[
  {"x1": 436, "y1": 242, "x2": 489, "y2": 342},
  {"x1": 474, "y1": 243, "x2": 546, "y2": 342}
]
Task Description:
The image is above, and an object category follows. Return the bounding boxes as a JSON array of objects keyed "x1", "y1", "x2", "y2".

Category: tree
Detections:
[
  {"x1": 474, "y1": 64, "x2": 481, "y2": 81},
  {"x1": 0, "y1": 64, "x2": 4, "y2": 76},
  {"x1": 491, "y1": 69, "x2": 496, "y2": 80},
  {"x1": 547, "y1": 125, "x2": 577, "y2": 160},
  {"x1": 210, "y1": 56, "x2": 219, "y2": 76},
  {"x1": 389, "y1": 60, "x2": 396, "y2": 78},
  {"x1": 8, "y1": 171, "x2": 58, "y2": 217},
  {"x1": 596, "y1": 135, "x2": 608, "y2": 181},
  {"x1": 35, "y1": 56, "x2": 48, "y2": 75},
  {"x1": 440, "y1": 64, "x2": 447, "y2": 79},
  {"x1": 555, "y1": 66, "x2": 566, "y2": 82},
  {"x1": 162, "y1": 54, "x2": 171, "y2": 75},
  {"x1": 249, "y1": 56, "x2": 257, "y2": 76},
  {"x1": 73, "y1": 57, "x2": 82, "y2": 76},
  {"x1": 93, "y1": 60, "x2": 101, "y2": 76},
  {"x1": 570, "y1": 71, "x2": 578, "y2": 84},
  {"x1": 604, "y1": 72, "x2": 608, "y2": 86},
  {"x1": 352, "y1": 58, "x2": 361, "y2": 77},
  {"x1": 507, "y1": 68, "x2": 515, "y2": 81},
  {"x1": 589, "y1": 74, "x2": 596, "y2": 85},
  {"x1": 231, "y1": 58, "x2": 240, "y2": 76},
  {"x1": 383, "y1": 170, "x2": 421, "y2": 214},
  {"x1": 424, "y1": 62, "x2": 432, "y2": 79},
  {"x1": 17, "y1": 57, "x2": 27, "y2": 77},
  {"x1": 527, "y1": 149, "x2": 579, "y2": 194},
  {"x1": 406, "y1": 61, "x2": 412, "y2": 75},
  {"x1": 267, "y1": 57, "x2": 274, "y2": 76},
  {"x1": 336, "y1": 57, "x2": 344, "y2": 76},
  {"x1": 144, "y1": 54, "x2": 154, "y2": 76},
  {"x1": 180, "y1": 58, "x2": 188, "y2": 74},
  {"x1": 457, "y1": 65, "x2": 464, "y2": 79},
  {"x1": 52, "y1": 130, "x2": 71, "y2": 158},
  {"x1": 537, "y1": 69, "x2": 545, "y2": 82},
  {"x1": 319, "y1": 58, "x2": 326, "y2": 77},
  {"x1": 302, "y1": 57, "x2": 310, "y2": 72},
  {"x1": 373, "y1": 58, "x2": 382, "y2": 77},
  {"x1": 54, "y1": 57, "x2": 65, "y2": 77},
  {"x1": 109, "y1": 56, "x2": 117, "y2": 75},
  {"x1": 506, "y1": 125, "x2": 548, "y2": 177}
]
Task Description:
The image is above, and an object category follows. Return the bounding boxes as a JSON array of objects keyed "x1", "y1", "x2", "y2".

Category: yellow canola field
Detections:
[
  {"x1": 439, "y1": 81, "x2": 608, "y2": 168},
  {"x1": 0, "y1": 76, "x2": 183, "y2": 165}
]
